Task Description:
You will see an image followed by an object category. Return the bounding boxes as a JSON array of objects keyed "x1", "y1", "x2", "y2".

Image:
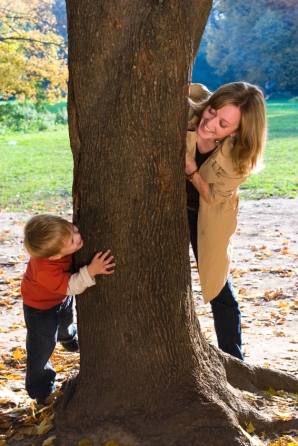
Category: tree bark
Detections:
[{"x1": 56, "y1": 1, "x2": 298, "y2": 445}]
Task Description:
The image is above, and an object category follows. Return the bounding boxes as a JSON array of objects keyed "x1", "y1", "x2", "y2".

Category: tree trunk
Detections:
[{"x1": 56, "y1": 1, "x2": 298, "y2": 445}]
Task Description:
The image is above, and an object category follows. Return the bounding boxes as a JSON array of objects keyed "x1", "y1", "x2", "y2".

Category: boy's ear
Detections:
[{"x1": 49, "y1": 254, "x2": 62, "y2": 260}]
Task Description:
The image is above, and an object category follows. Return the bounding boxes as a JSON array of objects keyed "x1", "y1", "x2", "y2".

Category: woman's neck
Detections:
[{"x1": 197, "y1": 134, "x2": 217, "y2": 154}]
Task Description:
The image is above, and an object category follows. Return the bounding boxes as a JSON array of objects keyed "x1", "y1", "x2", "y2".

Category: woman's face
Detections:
[{"x1": 198, "y1": 104, "x2": 241, "y2": 142}]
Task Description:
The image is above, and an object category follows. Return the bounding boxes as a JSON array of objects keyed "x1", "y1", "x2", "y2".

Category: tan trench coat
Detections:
[{"x1": 187, "y1": 84, "x2": 248, "y2": 303}]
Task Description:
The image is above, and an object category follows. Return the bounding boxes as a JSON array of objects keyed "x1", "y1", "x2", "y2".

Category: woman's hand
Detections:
[
  {"x1": 185, "y1": 152, "x2": 210, "y2": 204},
  {"x1": 185, "y1": 153, "x2": 197, "y2": 175}
]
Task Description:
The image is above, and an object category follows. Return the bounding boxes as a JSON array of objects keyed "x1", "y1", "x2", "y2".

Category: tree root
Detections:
[
  {"x1": 54, "y1": 345, "x2": 298, "y2": 445},
  {"x1": 214, "y1": 345, "x2": 298, "y2": 393},
  {"x1": 211, "y1": 345, "x2": 298, "y2": 437}
]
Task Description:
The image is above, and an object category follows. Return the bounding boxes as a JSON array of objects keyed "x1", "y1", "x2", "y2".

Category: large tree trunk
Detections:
[{"x1": 56, "y1": 1, "x2": 298, "y2": 445}]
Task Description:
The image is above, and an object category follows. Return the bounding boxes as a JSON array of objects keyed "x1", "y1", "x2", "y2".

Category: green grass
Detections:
[
  {"x1": 0, "y1": 100, "x2": 297, "y2": 211},
  {"x1": 0, "y1": 127, "x2": 73, "y2": 212},
  {"x1": 240, "y1": 99, "x2": 298, "y2": 199}
]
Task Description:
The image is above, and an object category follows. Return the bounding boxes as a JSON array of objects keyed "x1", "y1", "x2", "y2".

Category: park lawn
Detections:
[
  {"x1": 240, "y1": 99, "x2": 298, "y2": 198},
  {"x1": 0, "y1": 127, "x2": 73, "y2": 212},
  {"x1": 0, "y1": 100, "x2": 297, "y2": 211}
]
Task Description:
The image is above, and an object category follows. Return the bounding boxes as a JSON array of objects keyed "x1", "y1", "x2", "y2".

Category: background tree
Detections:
[
  {"x1": 200, "y1": 0, "x2": 298, "y2": 94},
  {"x1": 54, "y1": 0, "x2": 298, "y2": 444},
  {"x1": 0, "y1": 0, "x2": 67, "y2": 102}
]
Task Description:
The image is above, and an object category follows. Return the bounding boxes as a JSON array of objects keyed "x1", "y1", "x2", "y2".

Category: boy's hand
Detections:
[{"x1": 87, "y1": 250, "x2": 115, "y2": 278}]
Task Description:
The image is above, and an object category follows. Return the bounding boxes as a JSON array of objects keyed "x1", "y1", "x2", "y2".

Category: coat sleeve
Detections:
[
  {"x1": 188, "y1": 83, "x2": 211, "y2": 123},
  {"x1": 200, "y1": 153, "x2": 248, "y2": 204}
]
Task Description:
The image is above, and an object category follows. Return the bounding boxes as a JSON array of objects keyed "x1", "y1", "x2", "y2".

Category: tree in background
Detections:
[
  {"x1": 0, "y1": 0, "x2": 68, "y2": 102},
  {"x1": 199, "y1": 0, "x2": 298, "y2": 94}
]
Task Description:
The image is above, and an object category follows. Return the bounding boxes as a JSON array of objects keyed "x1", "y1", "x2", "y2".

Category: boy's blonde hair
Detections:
[
  {"x1": 24, "y1": 214, "x2": 73, "y2": 258},
  {"x1": 189, "y1": 82, "x2": 267, "y2": 176}
]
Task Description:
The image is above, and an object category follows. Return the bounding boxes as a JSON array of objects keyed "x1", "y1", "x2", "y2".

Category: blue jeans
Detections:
[
  {"x1": 23, "y1": 295, "x2": 77, "y2": 400},
  {"x1": 188, "y1": 209, "x2": 243, "y2": 360}
]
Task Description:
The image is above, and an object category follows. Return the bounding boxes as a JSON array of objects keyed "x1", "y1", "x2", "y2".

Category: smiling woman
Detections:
[{"x1": 185, "y1": 82, "x2": 267, "y2": 360}]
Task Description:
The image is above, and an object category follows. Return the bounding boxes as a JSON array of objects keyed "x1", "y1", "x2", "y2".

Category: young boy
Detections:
[{"x1": 21, "y1": 214, "x2": 115, "y2": 405}]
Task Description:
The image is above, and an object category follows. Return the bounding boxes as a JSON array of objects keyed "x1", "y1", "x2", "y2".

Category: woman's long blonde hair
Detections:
[{"x1": 190, "y1": 82, "x2": 267, "y2": 175}]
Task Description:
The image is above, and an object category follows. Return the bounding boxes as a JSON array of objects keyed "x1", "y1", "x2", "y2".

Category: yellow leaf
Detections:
[
  {"x1": 18, "y1": 426, "x2": 36, "y2": 436},
  {"x1": 246, "y1": 422, "x2": 255, "y2": 434},
  {"x1": 5, "y1": 374, "x2": 22, "y2": 380},
  {"x1": 238, "y1": 425, "x2": 261, "y2": 445},
  {"x1": 103, "y1": 442, "x2": 122, "y2": 446},
  {"x1": 78, "y1": 440, "x2": 93, "y2": 446},
  {"x1": 279, "y1": 301, "x2": 289, "y2": 308},
  {"x1": 262, "y1": 387, "x2": 278, "y2": 396},
  {"x1": 12, "y1": 348, "x2": 25, "y2": 360},
  {"x1": 35, "y1": 418, "x2": 53, "y2": 436},
  {"x1": 275, "y1": 411, "x2": 293, "y2": 421},
  {"x1": 42, "y1": 435, "x2": 57, "y2": 446}
]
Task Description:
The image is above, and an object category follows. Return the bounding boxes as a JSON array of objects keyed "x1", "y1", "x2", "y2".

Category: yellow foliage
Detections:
[{"x1": 0, "y1": 0, "x2": 67, "y2": 102}]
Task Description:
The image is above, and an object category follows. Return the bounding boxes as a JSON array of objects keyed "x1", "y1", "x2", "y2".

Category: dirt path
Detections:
[{"x1": 0, "y1": 197, "x2": 298, "y2": 379}]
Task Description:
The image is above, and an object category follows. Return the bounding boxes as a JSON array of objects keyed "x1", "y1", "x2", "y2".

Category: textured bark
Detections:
[{"x1": 55, "y1": 1, "x2": 298, "y2": 445}]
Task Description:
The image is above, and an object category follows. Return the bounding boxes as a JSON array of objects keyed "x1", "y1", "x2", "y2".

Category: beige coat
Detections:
[{"x1": 187, "y1": 84, "x2": 248, "y2": 303}]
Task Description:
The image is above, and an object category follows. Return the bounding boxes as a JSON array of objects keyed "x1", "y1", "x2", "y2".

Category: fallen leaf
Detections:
[
  {"x1": 275, "y1": 410, "x2": 293, "y2": 421},
  {"x1": 238, "y1": 425, "x2": 261, "y2": 445},
  {"x1": 35, "y1": 418, "x2": 53, "y2": 436},
  {"x1": 103, "y1": 442, "x2": 122, "y2": 446},
  {"x1": 262, "y1": 387, "x2": 278, "y2": 396},
  {"x1": 42, "y1": 435, "x2": 57, "y2": 445},
  {"x1": 12, "y1": 348, "x2": 26, "y2": 361},
  {"x1": 78, "y1": 440, "x2": 93, "y2": 446},
  {"x1": 246, "y1": 422, "x2": 255, "y2": 434}
]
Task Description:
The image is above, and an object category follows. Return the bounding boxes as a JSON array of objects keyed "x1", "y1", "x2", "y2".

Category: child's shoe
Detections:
[
  {"x1": 36, "y1": 394, "x2": 51, "y2": 406},
  {"x1": 61, "y1": 337, "x2": 79, "y2": 352}
]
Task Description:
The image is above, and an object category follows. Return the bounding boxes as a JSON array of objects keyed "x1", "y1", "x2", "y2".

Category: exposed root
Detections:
[{"x1": 213, "y1": 345, "x2": 298, "y2": 393}]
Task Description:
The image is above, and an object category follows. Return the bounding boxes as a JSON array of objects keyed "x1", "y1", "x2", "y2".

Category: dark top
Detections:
[{"x1": 186, "y1": 144, "x2": 214, "y2": 211}]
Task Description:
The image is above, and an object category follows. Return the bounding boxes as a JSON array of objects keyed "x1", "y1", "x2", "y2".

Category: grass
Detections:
[
  {"x1": 240, "y1": 99, "x2": 298, "y2": 199},
  {"x1": 0, "y1": 100, "x2": 297, "y2": 211},
  {"x1": 0, "y1": 127, "x2": 73, "y2": 212}
]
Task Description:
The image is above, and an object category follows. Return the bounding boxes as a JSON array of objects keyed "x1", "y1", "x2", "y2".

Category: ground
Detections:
[{"x1": 0, "y1": 197, "x2": 298, "y2": 444}]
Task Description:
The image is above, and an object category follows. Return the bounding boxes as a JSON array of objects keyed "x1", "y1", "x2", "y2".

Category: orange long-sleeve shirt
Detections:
[{"x1": 21, "y1": 255, "x2": 72, "y2": 310}]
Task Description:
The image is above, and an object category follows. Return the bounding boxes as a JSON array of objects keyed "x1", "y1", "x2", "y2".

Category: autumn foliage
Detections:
[{"x1": 0, "y1": 0, "x2": 68, "y2": 102}]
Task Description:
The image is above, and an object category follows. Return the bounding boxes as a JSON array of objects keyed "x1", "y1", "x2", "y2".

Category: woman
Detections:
[{"x1": 186, "y1": 82, "x2": 267, "y2": 360}]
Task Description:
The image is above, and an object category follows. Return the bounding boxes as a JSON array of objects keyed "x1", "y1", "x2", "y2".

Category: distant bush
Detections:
[
  {"x1": 0, "y1": 102, "x2": 68, "y2": 133},
  {"x1": 55, "y1": 107, "x2": 68, "y2": 124}
]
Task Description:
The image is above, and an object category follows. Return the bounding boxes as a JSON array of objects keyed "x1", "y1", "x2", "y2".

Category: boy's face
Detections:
[{"x1": 50, "y1": 224, "x2": 83, "y2": 259}]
